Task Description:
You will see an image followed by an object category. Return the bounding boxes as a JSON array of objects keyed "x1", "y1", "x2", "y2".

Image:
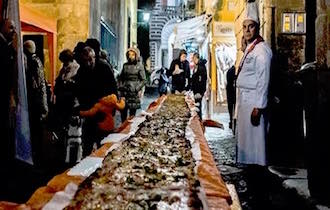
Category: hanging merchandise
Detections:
[{"x1": 215, "y1": 42, "x2": 236, "y2": 103}]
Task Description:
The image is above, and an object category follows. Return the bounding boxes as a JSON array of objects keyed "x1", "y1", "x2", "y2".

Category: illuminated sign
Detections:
[
  {"x1": 282, "y1": 12, "x2": 306, "y2": 33},
  {"x1": 282, "y1": 13, "x2": 294, "y2": 33},
  {"x1": 295, "y1": 13, "x2": 306, "y2": 33}
]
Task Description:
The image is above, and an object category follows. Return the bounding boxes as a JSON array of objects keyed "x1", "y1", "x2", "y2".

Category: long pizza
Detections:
[{"x1": 65, "y1": 95, "x2": 204, "y2": 209}]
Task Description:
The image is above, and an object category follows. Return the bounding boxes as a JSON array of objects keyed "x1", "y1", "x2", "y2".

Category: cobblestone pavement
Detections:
[{"x1": 204, "y1": 110, "x2": 317, "y2": 210}]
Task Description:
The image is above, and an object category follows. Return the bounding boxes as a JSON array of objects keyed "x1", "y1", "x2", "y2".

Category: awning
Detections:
[
  {"x1": 19, "y1": 4, "x2": 56, "y2": 33},
  {"x1": 174, "y1": 14, "x2": 212, "y2": 45},
  {"x1": 19, "y1": 4, "x2": 57, "y2": 87}
]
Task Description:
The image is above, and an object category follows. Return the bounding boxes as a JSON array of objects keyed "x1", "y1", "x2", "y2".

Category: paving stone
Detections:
[{"x1": 283, "y1": 179, "x2": 310, "y2": 199}]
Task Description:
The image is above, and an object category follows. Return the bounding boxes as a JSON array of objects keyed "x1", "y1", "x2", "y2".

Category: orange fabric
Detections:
[
  {"x1": 19, "y1": 4, "x2": 56, "y2": 33},
  {"x1": 80, "y1": 94, "x2": 125, "y2": 132},
  {"x1": 206, "y1": 197, "x2": 231, "y2": 210},
  {"x1": 46, "y1": 170, "x2": 84, "y2": 192},
  {"x1": 90, "y1": 142, "x2": 113, "y2": 158},
  {"x1": 190, "y1": 116, "x2": 232, "y2": 204},
  {"x1": 0, "y1": 201, "x2": 31, "y2": 210},
  {"x1": 11, "y1": 96, "x2": 232, "y2": 209},
  {"x1": 26, "y1": 187, "x2": 56, "y2": 210}
]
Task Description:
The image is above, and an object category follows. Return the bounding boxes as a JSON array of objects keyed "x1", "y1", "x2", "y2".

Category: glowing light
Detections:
[{"x1": 143, "y1": 12, "x2": 150, "y2": 22}]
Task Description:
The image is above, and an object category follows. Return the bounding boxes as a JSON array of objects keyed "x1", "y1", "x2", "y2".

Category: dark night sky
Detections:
[{"x1": 138, "y1": 0, "x2": 155, "y2": 9}]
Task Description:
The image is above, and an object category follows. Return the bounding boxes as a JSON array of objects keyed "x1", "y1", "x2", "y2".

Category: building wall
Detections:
[
  {"x1": 316, "y1": 0, "x2": 330, "y2": 67},
  {"x1": 149, "y1": 0, "x2": 182, "y2": 70},
  {"x1": 234, "y1": 0, "x2": 306, "y2": 72},
  {"x1": 89, "y1": 0, "x2": 122, "y2": 68},
  {"x1": 20, "y1": 0, "x2": 138, "y2": 73},
  {"x1": 121, "y1": 0, "x2": 138, "y2": 67},
  {"x1": 20, "y1": 0, "x2": 89, "y2": 73}
]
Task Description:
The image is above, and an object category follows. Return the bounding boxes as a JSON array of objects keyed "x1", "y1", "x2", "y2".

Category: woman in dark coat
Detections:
[
  {"x1": 52, "y1": 49, "x2": 80, "y2": 131},
  {"x1": 191, "y1": 53, "x2": 207, "y2": 119},
  {"x1": 167, "y1": 49, "x2": 190, "y2": 93},
  {"x1": 118, "y1": 47, "x2": 146, "y2": 121}
]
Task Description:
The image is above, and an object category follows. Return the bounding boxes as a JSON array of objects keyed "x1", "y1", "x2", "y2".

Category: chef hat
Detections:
[{"x1": 243, "y1": 1, "x2": 259, "y2": 24}]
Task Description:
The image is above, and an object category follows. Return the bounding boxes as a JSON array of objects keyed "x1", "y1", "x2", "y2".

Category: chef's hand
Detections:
[{"x1": 251, "y1": 108, "x2": 261, "y2": 126}]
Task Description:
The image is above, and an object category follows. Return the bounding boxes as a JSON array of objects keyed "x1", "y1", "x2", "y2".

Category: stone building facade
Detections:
[
  {"x1": 149, "y1": 0, "x2": 182, "y2": 70},
  {"x1": 315, "y1": 0, "x2": 330, "y2": 68},
  {"x1": 19, "y1": 0, "x2": 137, "y2": 80},
  {"x1": 20, "y1": 0, "x2": 89, "y2": 73},
  {"x1": 89, "y1": 0, "x2": 137, "y2": 71}
]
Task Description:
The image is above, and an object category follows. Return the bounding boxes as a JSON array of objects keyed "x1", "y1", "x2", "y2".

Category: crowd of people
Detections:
[
  {"x1": 49, "y1": 40, "x2": 148, "y2": 164},
  {"x1": 49, "y1": 43, "x2": 209, "y2": 166},
  {"x1": 1, "y1": 2, "x2": 270, "y2": 183},
  {"x1": 0, "y1": 17, "x2": 209, "y2": 168}
]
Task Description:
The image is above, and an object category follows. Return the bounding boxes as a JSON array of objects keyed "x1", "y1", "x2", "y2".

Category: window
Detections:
[{"x1": 100, "y1": 19, "x2": 117, "y2": 67}]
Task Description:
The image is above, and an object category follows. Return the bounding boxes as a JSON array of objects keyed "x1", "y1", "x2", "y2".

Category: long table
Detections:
[{"x1": 0, "y1": 96, "x2": 232, "y2": 210}]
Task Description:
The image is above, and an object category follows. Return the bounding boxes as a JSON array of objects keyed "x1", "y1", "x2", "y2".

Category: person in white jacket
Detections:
[{"x1": 236, "y1": 2, "x2": 272, "y2": 166}]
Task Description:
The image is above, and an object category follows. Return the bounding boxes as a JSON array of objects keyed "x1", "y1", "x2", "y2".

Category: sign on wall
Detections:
[
  {"x1": 295, "y1": 13, "x2": 306, "y2": 33},
  {"x1": 213, "y1": 22, "x2": 235, "y2": 37},
  {"x1": 282, "y1": 12, "x2": 306, "y2": 33}
]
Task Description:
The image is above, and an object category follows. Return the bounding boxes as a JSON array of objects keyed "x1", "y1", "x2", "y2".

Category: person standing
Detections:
[
  {"x1": 191, "y1": 53, "x2": 207, "y2": 119},
  {"x1": 0, "y1": 19, "x2": 17, "y2": 164},
  {"x1": 236, "y1": 2, "x2": 272, "y2": 166},
  {"x1": 24, "y1": 40, "x2": 48, "y2": 166},
  {"x1": 226, "y1": 65, "x2": 236, "y2": 130},
  {"x1": 118, "y1": 47, "x2": 146, "y2": 121},
  {"x1": 158, "y1": 67, "x2": 169, "y2": 96},
  {"x1": 75, "y1": 46, "x2": 118, "y2": 156},
  {"x1": 85, "y1": 38, "x2": 118, "y2": 99},
  {"x1": 52, "y1": 49, "x2": 80, "y2": 143},
  {"x1": 167, "y1": 49, "x2": 190, "y2": 93},
  {"x1": 235, "y1": 2, "x2": 273, "y2": 207}
]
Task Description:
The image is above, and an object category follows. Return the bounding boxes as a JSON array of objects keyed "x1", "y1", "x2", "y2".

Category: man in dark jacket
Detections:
[
  {"x1": 167, "y1": 49, "x2": 190, "y2": 93},
  {"x1": 76, "y1": 46, "x2": 118, "y2": 156},
  {"x1": 85, "y1": 38, "x2": 118, "y2": 101},
  {"x1": 226, "y1": 65, "x2": 236, "y2": 129},
  {"x1": 191, "y1": 53, "x2": 207, "y2": 119},
  {"x1": 0, "y1": 19, "x2": 17, "y2": 165},
  {"x1": 77, "y1": 46, "x2": 117, "y2": 110},
  {"x1": 24, "y1": 40, "x2": 48, "y2": 166}
]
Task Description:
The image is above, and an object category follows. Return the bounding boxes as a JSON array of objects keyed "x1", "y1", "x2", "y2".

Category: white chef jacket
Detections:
[{"x1": 236, "y1": 39, "x2": 272, "y2": 166}]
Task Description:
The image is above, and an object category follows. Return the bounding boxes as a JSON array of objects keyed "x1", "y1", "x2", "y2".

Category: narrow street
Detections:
[
  {"x1": 1, "y1": 0, "x2": 329, "y2": 209},
  {"x1": 205, "y1": 111, "x2": 320, "y2": 210},
  {"x1": 140, "y1": 89, "x2": 320, "y2": 209},
  {"x1": 141, "y1": 89, "x2": 317, "y2": 209}
]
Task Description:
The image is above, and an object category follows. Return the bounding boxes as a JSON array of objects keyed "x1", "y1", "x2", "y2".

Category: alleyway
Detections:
[
  {"x1": 0, "y1": 88, "x2": 328, "y2": 209},
  {"x1": 205, "y1": 110, "x2": 319, "y2": 210},
  {"x1": 137, "y1": 89, "x2": 321, "y2": 209}
]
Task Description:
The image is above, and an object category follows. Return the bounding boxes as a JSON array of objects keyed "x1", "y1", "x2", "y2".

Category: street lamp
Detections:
[{"x1": 143, "y1": 12, "x2": 150, "y2": 22}]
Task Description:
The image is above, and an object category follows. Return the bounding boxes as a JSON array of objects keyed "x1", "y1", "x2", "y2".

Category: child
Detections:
[{"x1": 80, "y1": 94, "x2": 125, "y2": 145}]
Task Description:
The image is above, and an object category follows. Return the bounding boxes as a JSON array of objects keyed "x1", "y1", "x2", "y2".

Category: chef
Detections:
[{"x1": 236, "y1": 2, "x2": 272, "y2": 166}]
